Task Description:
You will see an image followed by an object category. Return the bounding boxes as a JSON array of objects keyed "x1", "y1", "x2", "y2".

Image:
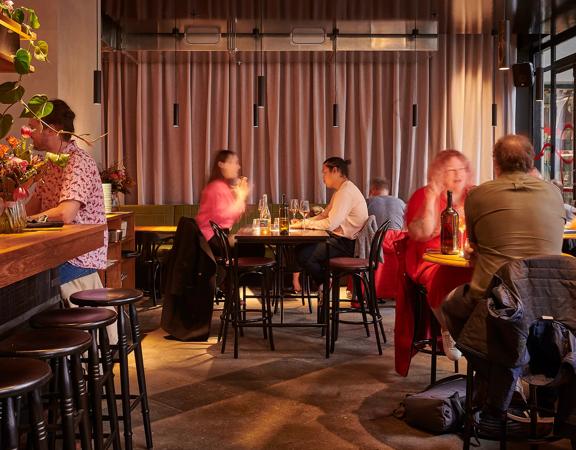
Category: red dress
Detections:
[{"x1": 394, "y1": 187, "x2": 473, "y2": 376}]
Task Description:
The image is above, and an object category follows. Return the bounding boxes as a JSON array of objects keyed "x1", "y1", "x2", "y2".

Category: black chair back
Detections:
[
  {"x1": 209, "y1": 221, "x2": 232, "y2": 267},
  {"x1": 368, "y1": 219, "x2": 391, "y2": 271}
]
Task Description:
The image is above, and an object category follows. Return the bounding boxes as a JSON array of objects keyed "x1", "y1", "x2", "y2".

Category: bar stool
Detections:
[
  {"x1": 409, "y1": 280, "x2": 459, "y2": 384},
  {"x1": 69, "y1": 288, "x2": 153, "y2": 450},
  {"x1": 30, "y1": 308, "x2": 121, "y2": 450},
  {"x1": 328, "y1": 221, "x2": 390, "y2": 355},
  {"x1": 0, "y1": 329, "x2": 93, "y2": 450},
  {"x1": 0, "y1": 357, "x2": 52, "y2": 450},
  {"x1": 210, "y1": 221, "x2": 276, "y2": 358}
]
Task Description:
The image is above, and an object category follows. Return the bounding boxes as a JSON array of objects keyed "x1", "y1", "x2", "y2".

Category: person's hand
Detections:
[
  {"x1": 463, "y1": 242, "x2": 475, "y2": 261},
  {"x1": 235, "y1": 176, "x2": 249, "y2": 200},
  {"x1": 426, "y1": 178, "x2": 444, "y2": 199}
]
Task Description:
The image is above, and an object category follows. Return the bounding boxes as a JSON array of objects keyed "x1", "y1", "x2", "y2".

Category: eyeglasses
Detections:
[{"x1": 444, "y1": 167, "x2": 467, "y2": 175}]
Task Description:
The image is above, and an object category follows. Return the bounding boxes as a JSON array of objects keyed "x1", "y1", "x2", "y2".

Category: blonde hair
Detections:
[{"x1": 427, "y1": 149, "x2": 473, "y2": 186}]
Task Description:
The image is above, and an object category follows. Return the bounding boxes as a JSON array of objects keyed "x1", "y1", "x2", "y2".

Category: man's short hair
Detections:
[
  {"x1": 370, "y1": 177, "x2": 390, "y2": 193},
  {"x1": 493, "y1": 134, "x2": 534, "y2": 174}
]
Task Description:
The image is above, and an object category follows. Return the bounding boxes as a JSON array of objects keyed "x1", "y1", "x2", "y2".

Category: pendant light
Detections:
[
  {"x1": 535, "y1": 0, "x2": 544, "y2": 102},
  {"x1": 332, "y1": 27, "x2": 339, "y2": 128},
  {"x1": 93, "y1": 0, "x2": 102, "y2": 104},
  {"x1": 172, "y1": 3, "x2": 179, "y2": 128},
  {"x1": 257, "y1": 0, "x2": 265, "y2": 107},
  {"x1": 252, "y1": 23, "x2": 259, "y2": 127},
  {"x1": 412, "y1": 5, "x2": 418, "y2": 127},
  {"x1": 498, "y1": 1, "x2": 510, "y2": 71},
  {"x1": 492, "y1": 29, "x2": 498, "y2": 127}
]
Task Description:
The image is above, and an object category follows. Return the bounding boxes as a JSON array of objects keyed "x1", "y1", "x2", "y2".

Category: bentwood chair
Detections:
[{"x1": 210, "y1": 221, "x2": 276, "y2": 358}]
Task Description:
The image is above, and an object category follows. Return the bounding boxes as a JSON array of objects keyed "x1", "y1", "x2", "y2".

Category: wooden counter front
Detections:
[{"x1": 0, "y1": 224, "x2": 106, "y2": 289}]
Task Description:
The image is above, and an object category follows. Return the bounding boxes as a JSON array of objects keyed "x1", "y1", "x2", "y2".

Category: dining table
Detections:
[
  {"x1": 422, "y1": 250, "x2": 472, "y2": 268},
  {"x1": 234, "y1": 226, "x2": 331, "y2": 356}
]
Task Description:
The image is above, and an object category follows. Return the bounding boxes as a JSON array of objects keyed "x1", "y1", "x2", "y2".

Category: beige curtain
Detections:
[{"x1": 103, "y1": 34, "x2": 515, "y2": 204}]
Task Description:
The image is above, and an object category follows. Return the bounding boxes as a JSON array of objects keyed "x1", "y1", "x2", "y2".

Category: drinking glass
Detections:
[
  {"x1": 458, "y1": 222, "x2": 466, "y2": 256},
  {"x1": 272, "y1": 218, "x2": 280, "y2": 232},
  {"x1": 299, "y1": 200, "x2": 310, "y2": 229},
  {"x1": 252, "y1": 218, "x2": 260, "y2": 233},
  {"x1": 289, "y1": 199, "x2": 299, "y2": 220}
]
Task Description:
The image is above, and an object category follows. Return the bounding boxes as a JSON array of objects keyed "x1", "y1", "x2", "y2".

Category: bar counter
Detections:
[
  {"x1": 0, "y1": 224, "x2": 106, "y2": 334},
  {"x1": 0, "y1": 224, "x2": 106, "y2": 288}
]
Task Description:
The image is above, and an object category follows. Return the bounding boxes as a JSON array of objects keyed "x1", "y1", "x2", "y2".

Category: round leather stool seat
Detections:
[
  {"x1": 237, "y1": 256, "x2": 276, "y2": 269},
  {"x1": 70, "y1": 288, "x2": 143, "y2": 307},
  {"x1": 0, "y1": 329, "x2": 92, "y2": 359},
  {"x1": 329, "y1": 257, "x2": 369, "y2": 271},
  {"x1": 30, "y1": 307, "x2": 117, "y2": 330},
  {"x1": 0, "y1": 357, "x2": 52, "y2": 398}
]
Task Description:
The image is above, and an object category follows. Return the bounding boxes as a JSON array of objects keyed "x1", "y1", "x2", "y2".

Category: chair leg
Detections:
[
  {"x1": 116, "y1": 306, "x2": 133, "y2": 450},
  {"x1": 29, "y1": 389, "x2": 48, "y2": 450},
  {"x1": 264, "y1": 269, "x2": 275, "y2": 351},
  {"x1": 260, "y1": 272, "x2": 268, "y2": 340},
  {"x1": 354, "y1": 275, "x2": 370, "y2": 337},
  {"x1": 324, "y1": 282, "x2": 331, "y2": 359},
  {"x1": 4, "y1": 398, "x2": 18, "y2": 450},
  {"x1": 88, "y1": 330, "x2": 103, "y2": 450},
  {"x1": 71, "y1": 354, "x2": 92, "y2": 450},
  {"x1": 330, "y1": 275, "x2": 339, "y2": 354},
  {"x1": 58, "y1": 357, "x2": 77, "y2": 450},
  {"x1": 128, "y1": 304, "x2": 153, "y2": 450},
  {"x1": 463, "y1": 363, "x2": 474, "y2": 450},
  {"x1": 430, "y1": 320, "x2": 438, "y2": 385},
  {"x1": 99, "y1": 328, "x2": 121, "y2": 450},
  {"x1": 363, "y1": 274, "x2": 382, "y2": 355},
  {"x1": 233, "y1": 286, "x2": 240, "y2": 359}
]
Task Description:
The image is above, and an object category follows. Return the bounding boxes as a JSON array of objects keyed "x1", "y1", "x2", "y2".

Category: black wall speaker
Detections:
[{"x1": 512, "y1": 62, "x2": 534, "y2": 87}]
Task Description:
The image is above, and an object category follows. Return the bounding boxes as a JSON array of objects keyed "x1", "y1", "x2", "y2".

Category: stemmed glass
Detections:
[
  {"x1": 289, "y1": 199, "x2": 299, "y2": 221},
  {"x1": 299, "y1": 200, "x2": 310, "y2": 229},
  {"x1": 458, "y1": 222, "x2": 467, "y2": 256}
]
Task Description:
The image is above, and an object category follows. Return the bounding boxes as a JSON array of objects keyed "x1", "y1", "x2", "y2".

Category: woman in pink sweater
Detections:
[{"x1": 196, "y1": 150, "x2": 249, "y2": 252}]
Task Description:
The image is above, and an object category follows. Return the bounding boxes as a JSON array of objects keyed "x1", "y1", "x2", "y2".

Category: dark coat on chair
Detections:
[
  {"x1": 443, "y1": 255, "x2": 576, "y2": 435},
  {"x1": 161, "y1": 217, "x2": 217, "y2": 341}
]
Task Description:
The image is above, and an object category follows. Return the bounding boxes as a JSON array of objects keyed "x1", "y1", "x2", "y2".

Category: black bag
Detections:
[{"x1": 401, "y1": 375, "x2": 467, "y2": 434}]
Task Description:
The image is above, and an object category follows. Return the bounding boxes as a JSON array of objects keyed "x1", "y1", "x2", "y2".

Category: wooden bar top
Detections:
[{"x1": 0, "y1": 224, "x2": 106, "y2": 288}]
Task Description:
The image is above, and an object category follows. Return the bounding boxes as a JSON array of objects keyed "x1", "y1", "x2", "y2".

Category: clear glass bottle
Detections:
[
  {"x1": 259, "y1": 193, "x2": 271, "y2": 235},
  {"x1": 440, "y1": 190, "x2": 460, "y2": 255},
  {"x1": 279, "y1": 194, "x2": 289, "y2": 235}
]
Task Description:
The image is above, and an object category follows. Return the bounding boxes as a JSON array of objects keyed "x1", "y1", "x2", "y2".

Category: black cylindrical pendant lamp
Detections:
[
  {"x1": 173, "y1": 103, "x2": 180, "y2": 127},
  {"x1": 253, "y1": 103, "x2": 259, "y2": 127},
  {"x1": 535, "y1": 67, "x2": 544, "y2": 102},
  {"x1": 491, "y1": 103, "x2": 497, "y2": 127},
  {"x1": 93, "y1": 70, "x2": 102, "y2": 104},
  {"x1": 498, "y1": 19, "x2": 511, "y2": 71},
  {"x1": 332, "y1": 103, "x2": 339, "y2": 128},
  {"x1": 412, "y1": 103, "x2": 418, "y2": 127},
  {"x1": 257, "y1": 75, "x2": 266, "y2": 107}
]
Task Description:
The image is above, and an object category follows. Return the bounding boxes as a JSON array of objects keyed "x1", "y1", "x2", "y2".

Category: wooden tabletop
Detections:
[
  {"x1": 423, "y1": 251, "x2": 472, "y2": 268},
  {"x1": 0, "y1": 224, "x2": 106, "y2": 288},
  {"x1": 235, "y1": 226, "x2": 329, "y2": 244},
  {"x1": 135, "y1": 225, "x2": 177, "y2": 234}
]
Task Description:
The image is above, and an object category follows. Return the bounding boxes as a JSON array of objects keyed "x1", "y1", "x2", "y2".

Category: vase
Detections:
[
  {"x1": 0, "y1": 200, "x2": 27, "y2": 233},
  {"x1": 111, "y1": 191, "x2": 120, "y2": 210}
]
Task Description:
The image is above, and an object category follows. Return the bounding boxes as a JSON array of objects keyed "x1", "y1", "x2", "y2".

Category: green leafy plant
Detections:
[{"x1": 0, "y1": 1, "x2": 52, "y2": 140}]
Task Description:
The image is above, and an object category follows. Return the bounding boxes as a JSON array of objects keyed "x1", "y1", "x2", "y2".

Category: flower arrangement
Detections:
[
  {"x1": 0, "y1": 125, "x2": 67, "y2": 202},
  {"x1": 100, "y1": 162, "x2": 134, "y2": 195}
]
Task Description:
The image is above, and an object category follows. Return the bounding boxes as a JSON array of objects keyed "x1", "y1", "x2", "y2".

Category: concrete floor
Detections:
[{"x1": 125, "y1": 295, "x2": 572, "y2": 450}]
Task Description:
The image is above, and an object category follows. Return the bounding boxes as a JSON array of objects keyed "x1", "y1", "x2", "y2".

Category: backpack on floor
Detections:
[{"x1": 396, "y1": 374, "x2": 467, "y2": 434}]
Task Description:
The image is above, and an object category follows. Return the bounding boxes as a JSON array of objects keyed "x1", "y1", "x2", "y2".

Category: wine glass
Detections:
[
  {"x1": 299, "y1": 200, "x2": 310, "y2": 229},
  {"x1": 458, "y1": 221, "x2": 466, "y2": 256},
  {"x1": 289, "y1": 199, "x2": 299, "y2": 221}
]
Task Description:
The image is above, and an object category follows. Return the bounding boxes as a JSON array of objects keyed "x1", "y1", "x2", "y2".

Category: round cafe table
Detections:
[{"x1": 422, "y1": 250, "x2": 472, "y2": 268}]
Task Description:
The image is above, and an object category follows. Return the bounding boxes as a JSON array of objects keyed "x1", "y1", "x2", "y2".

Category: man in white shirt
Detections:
[{"x1": 295, "y1": 157, "x2": 368, "y2": 286}]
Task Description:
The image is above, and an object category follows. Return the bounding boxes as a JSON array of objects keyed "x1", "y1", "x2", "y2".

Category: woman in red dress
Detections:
[{"x1": 404, "y1": 149, "x2": 474, "y2": 361}]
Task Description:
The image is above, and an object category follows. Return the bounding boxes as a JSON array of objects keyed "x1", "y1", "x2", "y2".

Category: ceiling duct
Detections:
[{"x1": 116, "y1": 18, "x2": 438, "y2": 52}]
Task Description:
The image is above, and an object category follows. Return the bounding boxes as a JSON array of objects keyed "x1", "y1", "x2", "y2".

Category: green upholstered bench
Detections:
[{"x1": 122, "y1": 203, "x2": 327, "y2": 229}]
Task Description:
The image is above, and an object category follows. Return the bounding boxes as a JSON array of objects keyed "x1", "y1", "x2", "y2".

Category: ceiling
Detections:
[
  {"x1": 103, "y1": 0, "x2": 576, "y2": 34},
  {"x1": 101, "y1": 0, "x2": 576, "y2": 53}
]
